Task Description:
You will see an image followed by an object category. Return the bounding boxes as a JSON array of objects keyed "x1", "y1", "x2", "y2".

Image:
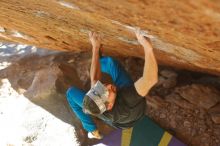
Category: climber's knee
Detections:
[{"x1": 66, "y1": 86, "x2": 78, "y2": 100}]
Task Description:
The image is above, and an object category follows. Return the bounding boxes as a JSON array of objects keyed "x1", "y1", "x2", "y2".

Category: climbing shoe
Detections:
[{"x1": 88, "y1": 130, "x2": 103, "y2": 139}]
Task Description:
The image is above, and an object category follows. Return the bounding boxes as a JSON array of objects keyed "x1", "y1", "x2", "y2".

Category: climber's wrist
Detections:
[{"x1": 92, "y1": 46, "x2": 100, "y2": 52}]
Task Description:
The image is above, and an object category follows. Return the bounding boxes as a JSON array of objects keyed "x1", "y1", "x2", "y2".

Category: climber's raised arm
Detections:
[
  {"x1": 89, "y1": 32, "x2": 102, "y2": 87},
  {"x1": 134, "y1": 28, "x2": 158, "y2": 97}
]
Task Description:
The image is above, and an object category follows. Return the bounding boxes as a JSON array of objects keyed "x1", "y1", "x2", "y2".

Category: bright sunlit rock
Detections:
[{"x1": 0, "y1": 79, "x2": 80, "y2": 146}]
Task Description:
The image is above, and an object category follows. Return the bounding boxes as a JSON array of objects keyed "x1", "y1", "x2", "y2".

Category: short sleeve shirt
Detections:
[{"x1": 103, "y1": 85, "x2": 146, "y2": 128}]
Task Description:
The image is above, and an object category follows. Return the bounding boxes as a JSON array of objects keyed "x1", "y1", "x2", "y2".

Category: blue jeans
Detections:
[{"x1": 66, "y1": 56, "x2": 133, "y2": 132}]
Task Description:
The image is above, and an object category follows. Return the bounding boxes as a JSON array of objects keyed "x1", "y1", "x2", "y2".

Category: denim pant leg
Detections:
[
  {"x1": 100, "y1": 56, "x2": 133, "y2": 88},
  {"x1": 66, "y1": 87, "x2": 97, "y2": 132}
]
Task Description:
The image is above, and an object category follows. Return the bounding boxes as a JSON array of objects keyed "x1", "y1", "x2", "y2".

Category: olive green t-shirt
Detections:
[{"x1": 103, "y1": 85, "x2": 146, "y2": 129}]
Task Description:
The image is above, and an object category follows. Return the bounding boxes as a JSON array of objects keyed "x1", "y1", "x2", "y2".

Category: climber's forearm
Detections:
[
  {"x1": 134, "y1": 44, "x2": 158, "y2": 96},
  {"x1": 134, "y1": 28, "x2": 158, "y2": 96},
  {"x1": 142, "y1": 48, "x2": 158, "y2": 86},
  {"x1": 90, "y1": 47, "x2": 102, "y2": 86}
]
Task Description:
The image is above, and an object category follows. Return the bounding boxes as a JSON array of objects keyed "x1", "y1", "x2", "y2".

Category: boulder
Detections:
[
  {"x1": 0, "y1": 0, "x2": 220, "y2": 75},
  {"x1": 1, "y1": 42, "x2": 220, "y2": 146},
  {"x1": 0, "y1": 66, "x2": 82, "y2": 146},
  {"x1": 209, "y1": 103, "x2": 220, "y2": 124},
  {"x1": 175, "y1": 84, "x2": 220, "y2": 109},
  {"x1": 0, "y1": 44, "x2": 116, "y2": 145},
  {"x1": 165, "y1": 93, "x2": 195, "y2": 110},
  {"x1": 157, "y1": 69, "x2": 178, "y2": 89}
]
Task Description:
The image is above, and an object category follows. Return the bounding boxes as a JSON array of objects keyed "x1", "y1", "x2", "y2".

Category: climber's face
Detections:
[{"x1": 104, "y1": 84, "x2": 117, "y2": 110}]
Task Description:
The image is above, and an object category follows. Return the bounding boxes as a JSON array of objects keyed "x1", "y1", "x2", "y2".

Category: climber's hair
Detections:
[{"x1": 83, "y1": 95, "x2": 101, "y2": 115}]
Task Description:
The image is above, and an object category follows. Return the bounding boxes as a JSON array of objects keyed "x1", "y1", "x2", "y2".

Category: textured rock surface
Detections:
[
  {"x1": 209, "y1": 103, "x2": 220, "y2": 124},
  {"x1": 0, "y1": 77, "x2": 81, "y2": 146},
  {"x1": 0, "y1": 43, "x2": 114, "y2": 146},
  {"x1": 175, "y1": 84, "x2": 220, "y2": 109},
  {"x1": 0, "y1": 44, "x2": 85, "y2": 146},
  {"x1": 0, "y1": 0, "x2": 220, "y2": 75}
]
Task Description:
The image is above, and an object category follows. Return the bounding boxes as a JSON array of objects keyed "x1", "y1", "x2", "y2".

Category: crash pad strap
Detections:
[
  {"x1": 158, "y1": 132, "x2": 172, "y2": 146},
  {"x1": 121, "y1": 128, "x2": 133, "y2": 146}
]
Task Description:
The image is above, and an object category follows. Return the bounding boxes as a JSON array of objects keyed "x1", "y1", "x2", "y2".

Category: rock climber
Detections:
[{"x1": 66, "y1": 28, "x2": 158, "y2": 139}]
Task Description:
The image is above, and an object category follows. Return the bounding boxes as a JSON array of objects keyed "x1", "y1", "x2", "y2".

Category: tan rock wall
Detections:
[{"x1": 0, "y1": 0, "x2": 220, "y2": 75}]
